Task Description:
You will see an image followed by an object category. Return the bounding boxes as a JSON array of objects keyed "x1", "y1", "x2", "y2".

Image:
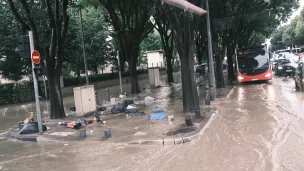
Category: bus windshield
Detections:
[{"x1": 237, "y1": 48, "x2": 269, "y2": 75}]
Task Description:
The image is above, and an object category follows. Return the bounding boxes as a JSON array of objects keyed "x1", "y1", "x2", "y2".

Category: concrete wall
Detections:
[{"x1": 61, "y1": 70, "x2": 167, "y2": 97}]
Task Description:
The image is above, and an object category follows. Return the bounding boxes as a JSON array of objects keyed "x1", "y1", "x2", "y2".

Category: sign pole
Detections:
[{"x1": 29, "y1": 31, "x2": 43, "y2": 134}]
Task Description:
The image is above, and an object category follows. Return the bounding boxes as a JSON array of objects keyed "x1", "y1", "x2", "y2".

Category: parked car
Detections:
[
  {"x1": 136, "y1": 65, "x2": 146, "y2": 71},
  {"x1": 275, "y1": 58, "x2": 297, "y2": 76},
  {"x1": 295, "y1": 62, "x2": 304, "y2": 91},
  {"x1": 195, "y1": 63, "x2": 207, "y2": 74}
]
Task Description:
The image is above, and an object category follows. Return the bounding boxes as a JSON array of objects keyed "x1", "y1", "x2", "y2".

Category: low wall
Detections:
[{"x1": 61, "y1": 70, "x2": 167, "y2": 97}]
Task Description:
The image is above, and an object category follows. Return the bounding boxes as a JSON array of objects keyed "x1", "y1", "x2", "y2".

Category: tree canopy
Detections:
[{"x1": 271, "y1": 7, "x2": 304, "y2": 51}]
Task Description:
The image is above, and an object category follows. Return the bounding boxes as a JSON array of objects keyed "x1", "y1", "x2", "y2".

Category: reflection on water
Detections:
[{"x1": 237, "y1": 87, "x2": 245, "y2": 104}]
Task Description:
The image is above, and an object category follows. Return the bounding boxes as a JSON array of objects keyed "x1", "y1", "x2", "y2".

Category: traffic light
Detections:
[
  {"x1": 18, "y1": 36, "x2": 30, "y2": 58},
  {"x1": 33, "y1": 64, "x2": 43, "y2": 76}
]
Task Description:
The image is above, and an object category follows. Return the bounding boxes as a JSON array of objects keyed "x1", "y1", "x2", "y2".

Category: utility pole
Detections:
[
  {"x1": 29, "y1": 31, "x2": 43, "y2": 133},
  {"x1": 79, "y1": 6, "x2": 89, "y2": 85},
  {"x1": 206, "y1": 0, "x2": 216, "y2": 100},
  {"x1": 117, "y1": 50, "x2": 123, "y2": 94}
]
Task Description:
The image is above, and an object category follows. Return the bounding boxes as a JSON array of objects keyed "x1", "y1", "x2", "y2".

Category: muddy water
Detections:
[
  {"x1": 0, "y1": 74, "x2": 171, "y2": 135},
  {"x1": 2, "y1": 75, "x2": 304, "y2": 170}
]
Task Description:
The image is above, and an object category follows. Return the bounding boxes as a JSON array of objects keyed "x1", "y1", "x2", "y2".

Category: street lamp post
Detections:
[
  {"x1": 206, "y1": 0, "x2": 216, "y2": 101},
  {"x1": 79, "y1": 4, "x2": 89, "y2": 85}
]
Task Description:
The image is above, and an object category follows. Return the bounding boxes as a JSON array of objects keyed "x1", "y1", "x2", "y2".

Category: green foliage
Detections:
[
  {"x1": 0, "y1": 81, "x2": 46, "y2": 106},
  {"x1": 139, "y1": 32, "x2": 162, "y2": 64},
  {"x1": 272, "y1": 7, "x2": 304, "y2": 50},
  {"x1": 209, "y1": 0, "x2": 299, "y2": 47},
  {"x1": 0, "y1": 2, "x2": 30, "y2": 80},
  {"x1": 140, "y1": 32, "x2": 162, "y2": 52},
  {"x1": 63, "y1": 6, "x2": 115, "y2": 76}
]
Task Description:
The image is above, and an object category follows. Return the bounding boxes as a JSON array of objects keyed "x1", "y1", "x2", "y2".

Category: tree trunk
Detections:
[
  {"x1": 195, "y1": 33, "x2": 204, "y2": 65},
  {"x1": 166, "y1": 54, "x2": 174, "y2": 84},
  {"x1": 48, "y1": 72, "x2": 65, "y2": 119},
  {"x1": 227, "y1": 44, "x2": 235, "y2": 82},
  {"x1": 179, "y1": 14, "x2": 200, "y2": 117},
  {"x1": 76, "y1": 69, "x2": 80, "y2": 77},
  {"x1": 215, "y1": 53, "x2": 225, "y2": 88},
  {"x1": 93, "y1": 65, "x2": 98, "y2": 75},
  {"x1": 127, "y1": 45, "x2": 140, "y2": 94}
]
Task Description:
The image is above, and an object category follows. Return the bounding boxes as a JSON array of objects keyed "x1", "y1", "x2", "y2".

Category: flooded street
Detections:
[{"x1": 1, "y1": 76, "x2": 304, "y2": 171}]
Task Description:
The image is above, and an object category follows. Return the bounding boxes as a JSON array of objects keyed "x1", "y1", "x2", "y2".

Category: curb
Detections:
[
  {"x1": 8, "y1": 131, "x2": 38, "y2": 142},
  {"x1": 127, "y1": 110, "x2": 217, "y2": 146},
  {"x1": 8, "y1": 113, "x2": 125, "y2": 143}
]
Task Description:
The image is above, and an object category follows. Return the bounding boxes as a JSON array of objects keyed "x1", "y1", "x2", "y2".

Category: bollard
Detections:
[
  {"x1": 185, "y1": 117, "x2": 193, "y2": 126},
  {"x1": 209, "y1": 83, "x2": 215, "y2": 101},
  {"x1": 104, "y1": 129, "x2": 112, "y2": 138},
  {"x1": 79, "y1": 128, "x2": 86, "y2": 138},
  {"x1": 95, "y1": 91, "x2": 100, "y2": 105},
  {"x1": 205, "y1": 82, "x2": 211, "y2": 105},
  {"x1": 106, "y1": 89, "x2": 110, "y2": 102},
  {"x1": 101, "y1": 129, "x2": 112, "y2": 141}
]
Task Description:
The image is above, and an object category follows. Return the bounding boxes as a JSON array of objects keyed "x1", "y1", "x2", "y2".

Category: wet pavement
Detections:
[{"x1": 2, "y1": 75, "x2": 304, "y2": 170}]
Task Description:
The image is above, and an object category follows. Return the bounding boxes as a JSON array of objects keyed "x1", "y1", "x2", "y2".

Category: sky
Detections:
[{"x1": 282, "y1": 0, "x2": 304, "y2": 25}]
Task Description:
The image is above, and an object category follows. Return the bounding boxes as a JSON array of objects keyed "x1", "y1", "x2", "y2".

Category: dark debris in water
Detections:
[{"x1": 166, "y1": 127, "x2": 196, "y2": 136}]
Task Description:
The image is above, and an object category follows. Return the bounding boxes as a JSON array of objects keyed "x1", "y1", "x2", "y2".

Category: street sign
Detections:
[{"x1": 31, "y1": 50, "x2": 40, "y2": 64}]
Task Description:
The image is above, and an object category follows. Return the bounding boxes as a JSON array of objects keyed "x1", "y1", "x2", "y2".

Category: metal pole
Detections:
[
  {"x1": 79, "y1": 6, "x2": 89, "y2": 85},
  {"x1": 43, "y1": 76, "x2": 47, "y2": 99},
  {"x1": 117, "y1": 50, "x2": 123, "y2": 94},
  {"x1": 206, "y1": 0, "x2": 216, "y2": 100},
  {"x1": 29, "y1": 31, "x2": 43, "y2": 134}
]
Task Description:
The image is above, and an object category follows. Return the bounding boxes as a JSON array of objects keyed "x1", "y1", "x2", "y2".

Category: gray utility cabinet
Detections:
[
  {"x1": 149, "y1": 67, "x2": 160, "y2": 87},
  {"x1": 73, "y1": 85, "x2": 96, "y2": 116}
]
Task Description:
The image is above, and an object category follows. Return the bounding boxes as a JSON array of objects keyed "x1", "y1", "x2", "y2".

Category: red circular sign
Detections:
[{"x1": 31, "y1": 50, "x2": 40, "y2": 64}]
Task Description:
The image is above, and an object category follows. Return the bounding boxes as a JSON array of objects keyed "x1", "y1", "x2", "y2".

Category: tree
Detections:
[
  {"x1": 210, "y1": 0, "x2": 299, "y2": 81},
  {"x1": 162, "y1": 0, "x2": 203, "y2": 117},
  {"x1": 140, "y1": 32, "x2": 162, "y2": 52},
  {"x1": 271, "y1": 26, "x2": 287, "y2": 51},
  {"x1": 153, "y1": 4, "x2": 175, "y2": 83},
  {"x1": 7, "y1": 0, "x2": 70, "y2": 119},
  {"x1": 282, "y1": 16, "x2": 298, "y2": 46},
  {"x1": 100, "y1": 0, "x2": 154, "y2": 94},
  {"x1": 0, "y1": 1, "x2": 30, "y2": 81},
  {"x1": 80, "y1": 7, "x2": 114, "y2": 74},
  {"x1": 139, "y1": 32, "x2": 162, "y2": 65}
]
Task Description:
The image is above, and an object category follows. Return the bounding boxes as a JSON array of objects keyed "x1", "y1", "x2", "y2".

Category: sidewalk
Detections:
[
  {"x1": 7, "y1": 72, "x2": 232, "y2": 145},
  {"x1": 9, "y1": 82, "x2": 222, "y2": 145}
]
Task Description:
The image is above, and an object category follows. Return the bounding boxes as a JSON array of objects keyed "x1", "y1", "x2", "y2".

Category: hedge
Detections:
[
  {"x1": 0, "y1": 70, "x2": 149, "y2": 106},
  {"x1": 63, "y1": 70, "x2": 148, "y2": 87},
  {"x1": 0, "y1": 81, "x2": 46, "y2": 106}
]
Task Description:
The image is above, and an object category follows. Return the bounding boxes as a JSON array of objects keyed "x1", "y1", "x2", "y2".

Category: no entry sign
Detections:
[{"x1": 31, "y1": 50, "x2": 40, "y2": 64}]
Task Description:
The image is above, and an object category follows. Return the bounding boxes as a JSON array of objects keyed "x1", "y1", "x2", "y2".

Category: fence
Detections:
[{"x1": 146, "y1": 61, "x2": 181, "y2": 69}]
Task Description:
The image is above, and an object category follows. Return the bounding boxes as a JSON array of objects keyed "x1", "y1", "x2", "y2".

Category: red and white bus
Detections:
[{"x1": 236, "y1": 45, "x2": 272, "y2": 83}]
